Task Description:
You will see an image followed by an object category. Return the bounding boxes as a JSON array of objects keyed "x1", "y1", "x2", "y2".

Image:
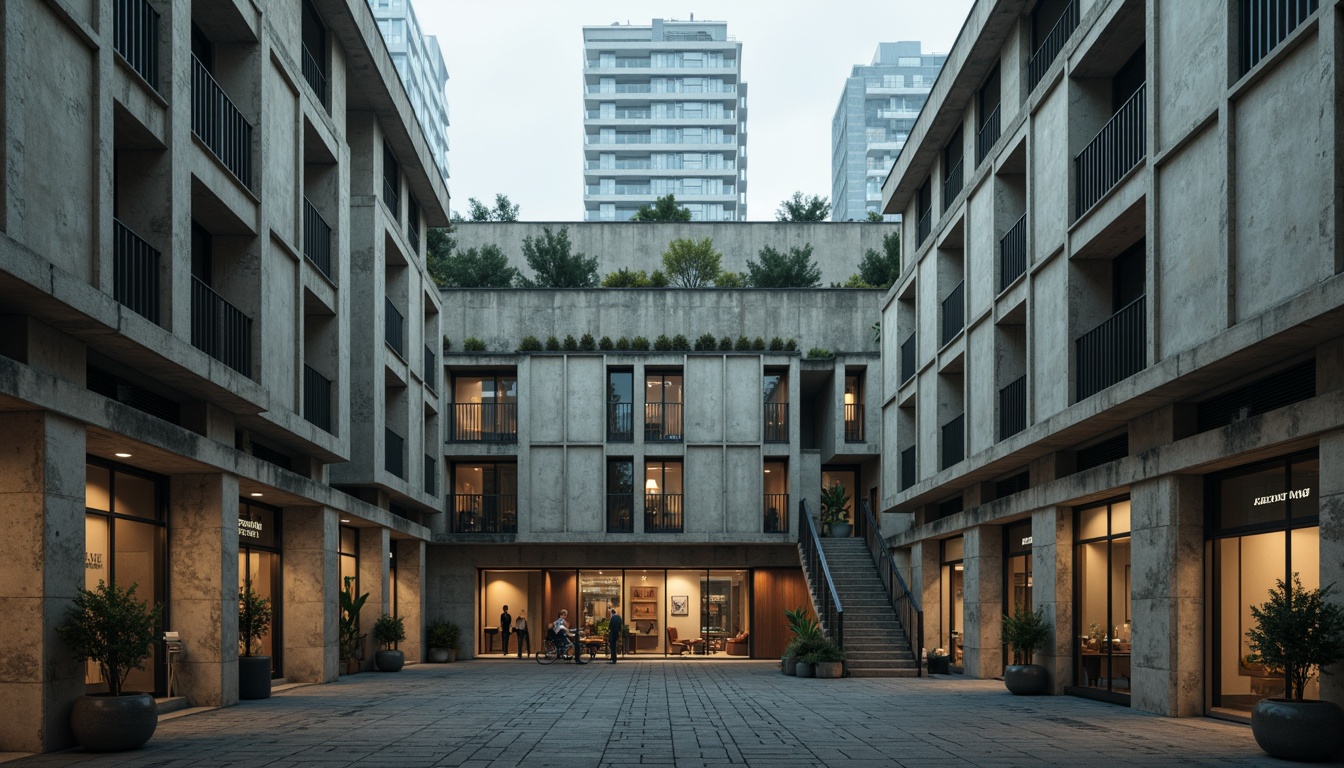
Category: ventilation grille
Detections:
[
  {"x1": 1076, "y1": 433, "x2": 1129, "y2": 473},
  {"x1": 87, "y1": 365, "x2": 180, "y2": 425},
  {"x1": 1196, "y1": 359, "x2": 1316, "y2": 433},
  {"x1": 996, "y1": 471, "x2": 1030, "y2": 500}
]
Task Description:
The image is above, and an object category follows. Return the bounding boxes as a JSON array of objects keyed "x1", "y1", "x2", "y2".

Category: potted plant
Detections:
[
  {"x1": 1246, "y1": 575, "x2": 1344, "y2": 762},
  {"x1": 339, "y1": 577, "x2": 368, "y2": 675},
  {"x1": 237, "y1": 587, "x2": 273, "y2": 700},
  {"x1": 820, "y1": 483, "x2": 852, "y2": 538},
  {"x1": 57, "y1": 581, "x2": 162, "y2": 751},
  {"x1": 427, "y1": 621, "x2": 458, "y2": 663},
  {"x1": 781, "y1": 638, "x2": 803, "y2": 676},
  {"x1": 1001, "y1": 603, "x2": 1051, "y2": 695},
  {"x1": 805, "y1": 641, "x2": 847, "y2": 679},
  {"x1": 927, "y1": 647, "x2": 951, "y2": 674},
  {"x1": 784, "y1": 606, "x2": 827, "y2": 677},
  {"x1": 373, "y1": 614, "x2": 407, "y2": 672}
]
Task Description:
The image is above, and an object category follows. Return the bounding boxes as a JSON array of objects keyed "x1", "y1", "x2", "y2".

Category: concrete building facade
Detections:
[
  {"x1": 0, "y1": 0, "x2": 447, "y2": 752},
  {"x1": 879, "y1": 0, "x2": 1344, "y2": 720},
  {"x1": 831, "y1": 42, "x2": 947, "y2": 222},
  {"x1": 368, "y1": 0, "x2": 450, "y2": 184},
  {"x1": 582, "y1": 18, "x2": 748, "y2": 222}
]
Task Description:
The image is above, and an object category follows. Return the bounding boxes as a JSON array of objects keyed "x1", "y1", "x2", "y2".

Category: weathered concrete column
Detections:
[
  {"x1": 169, "y1": 473, "x2": 239, "y2": 707},
  {"x1": 1032, "y1": 506, "x2": 1073, "y2": 694},
  {"x1": 396, "y1": 539, "x2": 426, "y2": 662},
  {"x1": 962, "y1": 524, "x2": 1004, "y2": 678},
  {"x1": 1319, "y1": 429, "x2": 1344, "y2": 707},
  {"x1": 1129, "y1": 475, "x2": 1204, "y2": 716},
  {"x1": 0, "y1": 412, "x2": 86, "y2": 753},
  {"x1": 910, "y1": 539, "x2": 940, "y2": 658},
  {"x1": 282, "y1": 506, "x2": 338, "y2": 683},
  {"x1": 357, "y1": 527, "x2": 389, "y2": 669}
]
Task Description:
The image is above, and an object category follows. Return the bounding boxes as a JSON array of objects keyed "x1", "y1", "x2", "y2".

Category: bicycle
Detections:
[{"x1": 536, "y1": 629, "x2": 591, "y2": 665}]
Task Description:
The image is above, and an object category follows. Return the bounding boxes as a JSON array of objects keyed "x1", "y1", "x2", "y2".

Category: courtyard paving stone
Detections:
[{"x1": 1, "y1": 660, "x2": 1293, "y2": 767}]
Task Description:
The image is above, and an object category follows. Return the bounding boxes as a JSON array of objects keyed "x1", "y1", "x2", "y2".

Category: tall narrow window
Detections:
[
  {"x1": 453, "y1": 463, "x2": 518, "y2": 533},
  {"x1": 941, "y1": 536, "x2": 965, "y2": 669},
  {"x1": 382, "y1": 142, "x2": 400, "y2": 215},
  {"x1": 763, "y1": 461, "x2": 788, "y2": 533},
  {"x1": 607, "y1": 459, "x2": 634, "y2": 533},
  {"x1": 644, "y1": 460, "x2": 684, "y2": 533},
  {"x1": 644, "y1": 371, "x2": 683, "y2": 441},
  {"x1": 450, "y1": 373, "x2": 517, "y2": 442},
  {"x1": 844, "y1": 373, "x2": 864, "y2": 442},
  {"x1": 608, "y1": 369, "x2": 633, "y2": 441},
  {"x1": 763, "y1": 370, "x2": 787, "y2": 443},
  {"x1": 1073, "y1": 498, "x2": 1132, "y2": 701}
]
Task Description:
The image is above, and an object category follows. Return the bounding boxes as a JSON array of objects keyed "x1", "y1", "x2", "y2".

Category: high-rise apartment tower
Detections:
[{"x1": 369, "y1": 0, "x2": 450, "y2": 184}]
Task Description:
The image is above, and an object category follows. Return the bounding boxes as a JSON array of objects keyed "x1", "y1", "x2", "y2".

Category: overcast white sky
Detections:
[{"x1": 414, "y1": 1, "x2": 974, "y2": 221}]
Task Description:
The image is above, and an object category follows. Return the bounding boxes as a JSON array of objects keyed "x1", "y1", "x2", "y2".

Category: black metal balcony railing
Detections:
[
  {"x1": 976, "y1": 105, "x2": 1001, "y2": 166},
  {"x1": 998, "y1": 213, "x2": 1028, "y2": 292},
  {"x1": 1076, "y1": 295, "x2": 1147, "y2": 401},
  {"x1": 844, "y1": 403, "x2": 864, "y2": 442},
  {"x1": 860, "y1": 499, "x2": 923, "y2": 676},
  {"x1": 302, "y1": 364, "x2": 332, "y2": 433},
  {"x1": 900, "y1": 445, "x2": 917, "y2": 491},
  {"x1": 114, "y1": 0, "x2": 159, "y2": 88},
  {"x1": 384, "y1": 297, "x2": 404, "y2": 358},
  {"x1": 999, "y1": 375, "x2": 1027, "y2": 441},
  {"x1": 607, "y1": 493, "x2": 634, "y2": 533},
  {"x1": 384, "y1": 427, "x2": 404, "y2": 479},
  {"x1": 644, "y1": 402, "x2": 684, "y2": 441},
  {"x1": 1027, "y1": 0, "x2": 1079, "y2": 90},
  {"x1": 607, "y1": 403, "x2": 633, "y2": 442},
  {"x1": 940, "y1": 281, "x2": 965, "y2": 346},
  {"x1": 763, "y1": 494, "x2": 789, "y2": 533},
  {"x1": 448, "y1": 403, "x2": 518, "y2": 443},
  {"x1": 453, "y1": 493, "x2": 518, "y2": 534},
  {"x1": 1075, "y1": 83, "x2": 1146, "y2": 218},
  {"x1": 408, "y1": 220, "x2": 420, "y2": 256},
  {"x1": 942, "y1": 158, "x2": 964, "y2": 213},
  {"x1": 941, "y1": 414, "x2": 965, "y2": 471},
  {"x1": 763, "y1": 402, "x2": 788, "y2": 443},
  {"x1": 191, "y1": 55, "x2": 253, "y2": 187},
  {"x1": 1241, "y1": 0, "x2": 1319, "y2": 76},
  {"x1": 901, "y1": 334, "x2": 917, "y2": 384},
  {"x1": 645, "y1": 493, "x2": 683, "y2": 533},
  {"x1": 191, "y1": 276, "x2": 252, "y2": 376},
  {"x1": 423, "y1": 345, "x2": 437, "y2": 393},
  {"x1": 303, "y1": 198, "x2": 334, "y2": 282},
  {"x1": 916, "y1": 210, "x2": 931, "y2": 246},
  {"x1": 113, "y1": 219, "x2": 160, "y2": 325},
  {"x1": 424, "y1": 455, "x2": 436, "y2": 496},
  {"x1": 301, "y1": 44, "x2": 327, "y2": 106},
  {"x1": 798, "y1": 499, "x2": 843, "y2": 649}
]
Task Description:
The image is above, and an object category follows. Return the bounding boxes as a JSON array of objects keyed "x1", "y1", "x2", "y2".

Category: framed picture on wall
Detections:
[
  {"x1": 632, "y1": 601, "x2": 657, "y2": 619},
  {"x1": 631, "y1": 586, "x2": 657, "y2": 601},
  {"x1": 670, "y1": 595, "x2": 689, "y2": 615}
]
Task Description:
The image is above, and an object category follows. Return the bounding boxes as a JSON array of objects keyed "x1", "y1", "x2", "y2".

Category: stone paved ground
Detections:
[{"x1": 4, "y1": 660, "x2": 1293, "y2": 768}]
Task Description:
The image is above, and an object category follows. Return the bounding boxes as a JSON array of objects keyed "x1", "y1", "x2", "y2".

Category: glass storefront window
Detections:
[
  {"x1": 239, "y1": 501, "x2": 281, "y2": 677},
  {"x1": 629, "y1": 570, "x2": 666, "y2": 654},
  {"x1": 941, "y1": 536, "x2": 965, "y2": 667},
  {"x1": 339, "y1": 525, "x2": 359, "y2": 599},
  {"x1": 1004, "y1": 520, "x2": 1033, "y2": 671},
  {"x1": 1074, "y1": 499, "x2": 1132, "y2": 700}
]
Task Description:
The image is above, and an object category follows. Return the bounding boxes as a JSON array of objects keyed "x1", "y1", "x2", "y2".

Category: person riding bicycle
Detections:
[{"x1": 551, "y1": 609, "x2": 573, "y2": 658}]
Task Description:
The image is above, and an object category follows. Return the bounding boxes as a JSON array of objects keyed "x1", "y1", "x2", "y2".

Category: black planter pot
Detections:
[
  {"x1": 427, "y1": 647, "x2": 450, "y2": 663},
  {"x1": 375, "y1": 649, "x2": 405, "y2": 672},
  {"x1": 238, "y1": 655, "x2": 272, "y2": 700},
  {"x1": 1003, "y1": 664, "x2": 1050, "y2": 695},
  {"x1": 1251, "y1": 698, "x2": 1344, "y2": 762},
  {"x1": 70, "y1": 693, "x2": 157, "y2": 752},
  {"x1": 927, "y1": 655, "x2": 951, "y2": 674}
]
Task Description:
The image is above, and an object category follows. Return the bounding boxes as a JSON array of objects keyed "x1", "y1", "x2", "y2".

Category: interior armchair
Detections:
[{"x1": 666, "y1": 626, "x2": 704, "y2": 655}]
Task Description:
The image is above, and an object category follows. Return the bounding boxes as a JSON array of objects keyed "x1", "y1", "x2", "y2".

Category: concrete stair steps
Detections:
[{"x1": 804, "y1": 539, "x2": 921, "y2": 678}]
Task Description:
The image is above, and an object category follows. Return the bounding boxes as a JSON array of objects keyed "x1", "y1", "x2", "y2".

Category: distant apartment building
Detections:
[
  {"x1": 583, "y1": 18, "x2": 748, "y2": 221},
  {"x1": 369, "y1": 0, "x2": 450, "y2": 184},
  {"x1": 831, "y1": 42, "x2": 946, "y2": 221}
]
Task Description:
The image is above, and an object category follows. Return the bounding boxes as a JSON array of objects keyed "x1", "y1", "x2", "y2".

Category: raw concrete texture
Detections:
[{"x1": 281, "y1": 506, "x2": 338, "y2": 684}]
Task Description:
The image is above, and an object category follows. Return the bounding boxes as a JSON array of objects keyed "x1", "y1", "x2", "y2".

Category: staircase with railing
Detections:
[{"x1": 797, "y1": 500, "x2": 843, "y2": 649}]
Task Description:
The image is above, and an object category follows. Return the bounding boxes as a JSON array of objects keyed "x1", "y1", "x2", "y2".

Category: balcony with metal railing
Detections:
[
  {"x1": 448, "y1": 403, "x2": 518, "y2": 443},
  {"x1": 191, "y1": 276, "x2": 251, "y2": 376},
  {"x1": 384, "y1": 297, "x2": 404, "y2": 358},
  {"x1": 1240, "y1": 0, "x2": 1319, "y2": 76},
  {"x1": 645, "y1": 493, "x2": 684, "y2": 533},
  {"x1": 763, "y1": 494, "x2": 789, "y2": 533},
  {"x1": 423, "y1": 346, "x2": 437, "y2": 393},
  {"x1": 942, "y1": 159, "x2": 964, "y2": 213},
  {"x1": 976, "y1": 106, "x2": 1001, "y2": 166},
  {"x1": 303, "y1": 198, "x2": 334, "y2": 282},
  {"x1": 1027, "y1": 0, "x2": 1079, "y2": 90},
  {"x1": 901, "y1": 334, "x2": 917, "y2": 384},
  {"x1": 763, "y1": 402, "x2": 788, "y2": 443},
  {"x1": 998, "y1": 214, "x2": 1027, "y2": 292},
  {"x1": 900, "y1": 446, "x2": 917, "y2": 491},
  {"x1": 999, "y1": 375, "x2": 1026, "y2": 441},
  {"x1": 114, "y1": 0, "x2": 158, "y2": 88},
  {"x1": 940, "y1": 281, "x2": 965, "y2": 346},
  {"x1": 844, "y1": 403, "x2": 864, "y2": 442},
  {"x1": 191, "y1": 56, "x2": 252, "y2": 187},
  {"x1": 940, "y1": 414, "x2": 965, "y2": 471},
  {"x1": 453, "y1": 493, "x2": 518, "y2": 534},
  {"x1": 607, "y1": 403, "x2": 633, "y2": 442},
  {"x1": 113, "y1": 219, "x2": 160, "y2": 324},
  {"x1": 302, "y1": 364, "x2": 332, "y2": 433},
  {"x1": 607, "y1": 494, "x2": 633, "y2": 533},
  {"x1": 1075, "y1": 295, "x2": 1146, "y2": 401},
  {"x1": 644, "y1": 403, "x2": 683, "y2": 441},
  {"x1": 301, "y1": 45, "x2": 327, "y2": 106},
  {"x1": 424, "y1": 455, "x2": 436, "y2": 496},
  {"x1": 1075, "y1": 83, "x2": 1146, "y2": 218},
  {"x1": 384, "y1": 427, "x2": 404, "y2": 479},
  {"x1": 916, "y1": 210, "x2": 931, "y2": 247}
]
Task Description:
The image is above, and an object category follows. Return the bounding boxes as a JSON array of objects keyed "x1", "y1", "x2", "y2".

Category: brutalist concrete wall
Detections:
[{"x1": 452, "y1": 221, "x2": 900, "y2": 287}]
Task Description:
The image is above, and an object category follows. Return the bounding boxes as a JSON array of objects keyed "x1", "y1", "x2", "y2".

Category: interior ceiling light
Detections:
[
  {"x1": 250, "y1": 492, "x2": 264, "y2": 497},
  {"x1": 114, "y1": 452, "x2": 132, "y2": 458},
  {"x1": 341, "y1": 518, "x2": 351, "y2": 523}
]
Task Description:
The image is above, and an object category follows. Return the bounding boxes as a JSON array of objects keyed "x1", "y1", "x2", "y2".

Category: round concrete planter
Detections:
[
  {"x1": 828, "y1": 523, "x2": 853, "y2": 538},
  {"x1": 783, "y1": 657, "x2": 799, "y2": 676},
  {"x1": 70, "y1": 693, "x2": 157, "y2": 752},
  {"x1": 427, "y1": 647, "x2": 450, "y2": 663},
  {"x1": 238, "y1": 655, "x2": 272, "y2": 700},
  {"x1": 795, "y1": 660, "x2": 815, "y2": 678},
  {"x1": 375, "y1": 649, "x2": 405, "y2": 672},
  {"x1": 1251, "y1": 698, "x2": 1344, "y2": 762},
  {"x1": 814, "y1": 661, "x2": 843, "y2": 679},
  {"x1": 1003, "y1": 664, "x2": 1050, "y2": 695}
]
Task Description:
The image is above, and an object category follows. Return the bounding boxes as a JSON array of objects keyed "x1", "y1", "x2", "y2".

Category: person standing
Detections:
[
  {"x1": 606, "y1": 606, "x2": 623, "y2": 664},
  {"x1": 514, "y1": 611, "x2": 530, "y2": 658},
  {"x1": 499, "y1": 605, "x2": 512, "y2": 657}
]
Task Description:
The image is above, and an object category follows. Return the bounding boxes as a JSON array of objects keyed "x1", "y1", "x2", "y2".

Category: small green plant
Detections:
[
  {"x1": 719, "y1": 336, "x2": 733, "y2": 351},
  {"x1": 1247, "y1": 574, "x2": 1344, "y2": 701},
  {"x1": 653, "y1": 334, "x2": 673, "y2": 351},
  {"x1": 373, "y1": 613, "x2": 406, "y2": 651},
  {"x1": 695, "y1": 333, "x2": 717, "y2": 351},
  {"x1": 784, "y1": 339, "x2": 798, "y2": 351},
  {"x1": 768, "y1": 337, "x2": 784, "y2": 351},
  {"x1": 442, "y1": 336, "x2": 452, "y2": 352},
  {"x1": 518, "y1": 335, "x2": 542, "y2": 352},
  {"x1": 340, "y1": 576, "x2": 369, "y2": 664},
  {"x1": 1001, "y1": 604, "x2": 1051, "y2": 665},
  {"x1": 579, "y1": 333, "x2": 597, "y2": 351},
  {"x1": 545, "y1": 335, "x2": 561, "y2": 351},
  {"x1": 616, "y1": 336, "x2": 631, "y2": 351},
  {"x1": 801, "y1": 641, "x2": 847, "y2": 664},
  {"x1": 562, "y1": 334, "x2": 579, "y2": 351},
  {"x1": 671, "y1": 333, "x2": 690, "y2": 350},
  {"x1": 238, "y1": 587, "x2": 273, "y2": 657},
  {"x1": 463, "y1": 337, "x2": 486, "y2": 352},
  {"x1": 752, "y1": 337, "x2": 766, "y2": 350},
  {"x1": 785, "y1": 605, "x2": 823, "y2": 643},
  {"x1": 631, "y1": 336, "x2": 650, "y2": 350},
  {"x1": 820, "y1": 482, "x2": 851, "y2": 525},
  {"x1": 649, "y1": 269, "x2": 669, "y2": 287},
  {"x1": 427, "y1": 620, "x2": 460, "y2": 649},
  {"x1": 735, "y1": 336, "x2": 751, "y2": 351},
  {"x1": 807, "y1": 347, "x2": 833, "y2": 359},
  {"x1": 598, "y1": 335, "x2": 614, "y2": 350},
  {"x1": 58, "y1": 581, "x2": 162, "y2": 696}
]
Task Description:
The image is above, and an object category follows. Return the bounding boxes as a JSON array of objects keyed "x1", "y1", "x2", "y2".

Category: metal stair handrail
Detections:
[
  {"x1": 798, "y1": 499, "x2": 843, "y2": 648},
  {"x1": 860, "y1": 499, "x2": 924, "y2": 676}
]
